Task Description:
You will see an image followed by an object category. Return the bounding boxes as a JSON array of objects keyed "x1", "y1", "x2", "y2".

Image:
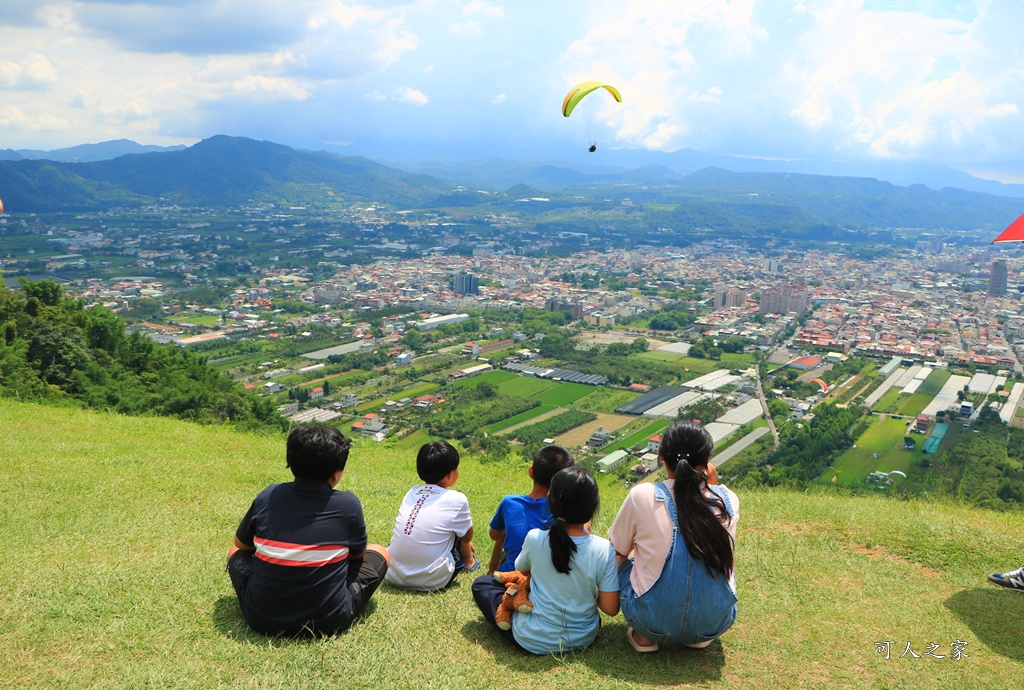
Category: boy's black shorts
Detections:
[{"x1": 228, "y1": 549, "x2": 388, "y2": 625}]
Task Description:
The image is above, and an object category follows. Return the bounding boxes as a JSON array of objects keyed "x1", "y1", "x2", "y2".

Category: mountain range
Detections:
[
  {"x1": 0, "y1": 139, "x2": 186, "y2": 163},
  {"x1": 0, "y1": 135, "x2": 1021, "y2": 235}
]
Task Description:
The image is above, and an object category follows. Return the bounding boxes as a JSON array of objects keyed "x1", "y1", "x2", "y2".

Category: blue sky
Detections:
[{"x1": 1, "y1": 0, "x2": 1023, "y2": 180}]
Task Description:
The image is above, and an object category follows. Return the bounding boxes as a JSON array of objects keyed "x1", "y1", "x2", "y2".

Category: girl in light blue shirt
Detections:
[{"x1": 511, "y1": 467, "x2": 619, "y2": 654}]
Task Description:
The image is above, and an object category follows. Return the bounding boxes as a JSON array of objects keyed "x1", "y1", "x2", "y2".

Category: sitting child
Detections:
[
  {"x1": 484, "y1": 444, "x2": 574, "y2": 574},
  {"x1": 227, "y1": 424, "x2": 390, "y2": 637},
  {"x1": 385, "y1": 441, "x2": 478, "y2": 591},
  {"x1": 473, "y1": 467, "x2": 619, "y2": 654}
]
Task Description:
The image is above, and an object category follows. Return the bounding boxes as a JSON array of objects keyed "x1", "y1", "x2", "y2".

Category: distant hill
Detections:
[
  {"x1": 655, "y1": 168, "x2": 1024, "y2": 234},
  {"x1": 0, "y1": 135, "x2": 1021, "y2": 232},
  {"x1": 0, "y1": 138, "x2": 187, "y2": 162},
  {"x1": 399, "y1": 146, "x2": 1024, "y2": 199},
  {"x1": 0, "y1": 136, "x2": 451, "y2": 211}
]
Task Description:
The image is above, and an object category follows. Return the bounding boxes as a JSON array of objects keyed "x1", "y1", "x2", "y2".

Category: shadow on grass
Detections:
[
  {"x1": 944, "y1": 588, "x2": 1024, "y2": 662},
  {"x1": 211, "y1": 595, "x2": 379, "y2": 645},
  {"x1": 461, "y1": 619, "x2": 726, "y2": 684}
]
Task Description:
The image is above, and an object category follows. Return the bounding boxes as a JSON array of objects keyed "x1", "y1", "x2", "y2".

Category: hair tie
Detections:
[{"x1": 556, "y1": 516, "x2": 566, "y2": 523}]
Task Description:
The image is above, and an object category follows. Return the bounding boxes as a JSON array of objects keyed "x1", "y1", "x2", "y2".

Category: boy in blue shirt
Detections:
[{"x1": 484, "y1": 445, "x2": 574, "y2": 574}]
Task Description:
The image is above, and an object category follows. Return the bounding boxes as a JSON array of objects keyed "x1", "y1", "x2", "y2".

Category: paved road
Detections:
[{"x1": 712, "y1": 427, "x2": 771, "y2": 468}]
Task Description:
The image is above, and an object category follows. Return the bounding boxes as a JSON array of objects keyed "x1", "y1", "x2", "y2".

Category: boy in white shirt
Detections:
[{"x1": 386, "y1": 441, "x2": 479, "y2": 591}]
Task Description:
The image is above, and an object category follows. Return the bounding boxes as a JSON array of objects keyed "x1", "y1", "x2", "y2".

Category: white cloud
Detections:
[
  {"x1": 492, "y1": 92, "x2": 506, "y2": 104},
  {"x1": 462, "y1": 0, "x2": 504, "y2": 19},
  {"x1": 363, "y1": 86, "x2": 428, "y2": 105},
  {"x1": 561, "y1": 1, "x2": 765, "y2": 149},
  {"x1": 0, "y1": 104, "x2": 70, "y2": 131},
  {"x1": 448, "y1": 20, "x2": 482, "y2": 37},
  {"x1": 0, "y1": 52, "x2": 57, "y2": 89},
  {"x1": 228, "y1": 76, "x2": 311, "y2": 101},
  {"x1": 394, "y1": 86, "x2": 428, "y2": 105}
]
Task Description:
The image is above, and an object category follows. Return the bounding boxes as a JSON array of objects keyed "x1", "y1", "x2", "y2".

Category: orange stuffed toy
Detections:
[{"x1": 493, "y1": 570, "x2": 533, "y2": 630}]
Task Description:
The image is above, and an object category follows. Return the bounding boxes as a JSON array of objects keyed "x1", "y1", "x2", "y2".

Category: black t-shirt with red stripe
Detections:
[{"x1": 236, "y1": 479, "x2": 368, "y2": 635}]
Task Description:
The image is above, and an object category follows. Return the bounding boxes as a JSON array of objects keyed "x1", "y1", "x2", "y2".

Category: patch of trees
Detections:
[
  {"x1": 943, "y1": 410, "x2": 1024, "y2": 510},
  {"x1": 762, "y1": 403, "x2": 864, "y2": 485},
  {"x1": 508, "y1": 409, "x2": 598, "y2": 459},
  {"x1": 429, "y1": 391, "x2": 539, "y2": 439},
  {"x1": 820, "y1": 357, "x2": 871, "y2": 386},
  {"x1": 676, "y1": 396, "x2": 727, "y2": 424},
  {"x1": 0, "y1": 279, "x2": 287, "y2": 431}
]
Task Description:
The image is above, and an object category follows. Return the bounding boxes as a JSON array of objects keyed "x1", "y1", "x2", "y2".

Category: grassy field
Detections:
[
  {"x1": 495, "y1": 376, "x2": 558, "y2": 397},
  {"x1": 397, "y1": 380, "x2": 442, "y2": 399},
  {"x1": 449, "y1": 370, "x2": 518, "y2": 389},
  {"x1": 3, "y1": 399, "x2": 1024, "y2": 689},
  {"x1": 534, "y1": 382, "x2": 595, "y2": 406},
  {"x1": 569, "y1": 387, "x2": 641, "y2": 414},
  {"x1": 394, "y1": 427, "x2": 443, "y2": 449},
  {"x1": 670, "y1": 353, "x2": 755, "y2": 376},
  {"x1": 872, "y1": 386, "x2": 903, "y2": 414},
  {"x1": 635, "y1": 350, "x2": 684, "y2": 362},
  {"x1": 606, "y1": 418, "x2": 673, "y2": 452},
  {"x1": 483, "y1": 404, "x2": 558, "y2": 434},
  {"x1": 820, "y1": 415, "x2": 916, "y2": 486},
  {"x1": 900, "y1": 370, "x2": 952, "y2": 416}
]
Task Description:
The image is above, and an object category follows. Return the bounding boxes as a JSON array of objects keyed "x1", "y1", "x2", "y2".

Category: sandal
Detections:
[{"x1": 627, "y1": 627, "x2": 659, "y2": 653}]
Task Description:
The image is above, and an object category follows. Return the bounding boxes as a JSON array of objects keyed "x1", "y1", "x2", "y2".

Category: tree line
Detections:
[{"x1": 0, "y1": 278, "x2": 287, "y2": 431}]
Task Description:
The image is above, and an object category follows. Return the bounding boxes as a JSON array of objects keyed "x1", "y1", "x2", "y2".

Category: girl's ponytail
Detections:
[
  {"x1": 546, "y1": 467, "x2": 600, "y2": 575},
  {"x1": 661, "y1": 421, "x2": 734, "y2": 577}
]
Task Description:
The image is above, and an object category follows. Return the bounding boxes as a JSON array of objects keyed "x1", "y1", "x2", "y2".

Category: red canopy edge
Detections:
[{"x1": 992, "y1": 213, "x2": 1024, "y2": 243}]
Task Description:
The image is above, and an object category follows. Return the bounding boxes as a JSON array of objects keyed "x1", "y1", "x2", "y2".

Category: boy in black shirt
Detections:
[{"x1": 227, "y1": 424, "x2": 390, "y2": 636}]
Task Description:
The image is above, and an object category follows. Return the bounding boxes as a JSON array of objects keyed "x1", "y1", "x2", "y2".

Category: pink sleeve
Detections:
[{"x1": 608, "y1": 489, "x2": 639, "y2": 556}]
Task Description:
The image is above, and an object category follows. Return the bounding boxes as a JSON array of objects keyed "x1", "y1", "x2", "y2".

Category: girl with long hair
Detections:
[
  {"x1": 609, "y1": 420, "x2": 738, "y2": 651},
  {"x1": 473, "y1": 466, "x2": 619, "y2": 654}
]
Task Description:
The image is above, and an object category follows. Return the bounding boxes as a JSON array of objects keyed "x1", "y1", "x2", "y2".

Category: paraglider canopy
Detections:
[
  {"x1": 0, "y1": 198, "x2": 4, "y2": 215},
  {"x1": 992, "y1": 213, "x2": 1024, "y2": 243},
  {"x1": 562, "y1": 81, "x2": 622, "y2": 118}
]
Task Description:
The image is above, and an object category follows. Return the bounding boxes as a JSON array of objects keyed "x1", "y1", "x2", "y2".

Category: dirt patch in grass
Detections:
[
  {"x1": 852, "y1": 544, "x2": 942, "y2": 579},
  {"x1": 555, "y1": 413, "x2": 636, "y2": 449}
]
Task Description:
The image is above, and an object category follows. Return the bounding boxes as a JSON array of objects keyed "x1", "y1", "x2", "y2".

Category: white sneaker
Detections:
[{"x1": 988, "y1": 566, "x2": 1024, "y2": 592}]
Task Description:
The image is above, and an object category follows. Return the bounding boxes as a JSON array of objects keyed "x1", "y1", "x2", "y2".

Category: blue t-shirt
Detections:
[
  {"x1": 490, "y1": 495, "x2": 552, "y2": 572},
  {"x1": 512, "y1": 528, "x2": 619, "y2": 655}
]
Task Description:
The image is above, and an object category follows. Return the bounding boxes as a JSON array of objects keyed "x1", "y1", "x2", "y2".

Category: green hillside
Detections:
[{"x1": 2, "y1": 398, "x2": 1023, "y2": 689}]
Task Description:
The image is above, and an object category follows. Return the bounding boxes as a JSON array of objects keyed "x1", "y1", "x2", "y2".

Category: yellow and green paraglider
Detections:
[
  {"x1": 562, "y1": 81, "x2": 621, "y2": 152},
  {"x1": 562, "y1": 81, "x2": 622, "y2": 118}
]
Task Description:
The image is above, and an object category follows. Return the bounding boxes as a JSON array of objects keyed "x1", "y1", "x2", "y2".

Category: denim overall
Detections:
[{"x1": 619, "y1": 482, "x2": 736, "y2": 646}]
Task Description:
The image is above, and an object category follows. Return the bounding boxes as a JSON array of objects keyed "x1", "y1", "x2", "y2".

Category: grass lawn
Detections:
[
  {"x1": 496, "y1": 376, "x2": 558, "y2": 398},
  {"x1": 394, "y1": 427, "x2": 443, "y2": 449},
  {"x1": 569, "y1": 387, "x2": 641, "y2": 414},
  {"x1": 534, "y1": 382, "x2": 595, "y2": 406},
  {"x1": 919, "y1": 369, "x2": 953, "y2": 396},
  {"x1": 820, "y1": 416, "x2": 916, "y2": 486},
  {"x1": 872, "y1": 386, "x2": 904, "y2": 414},
  {"x1": 606, "y1": 418, "x2": 673, "y2": 451},
  {"x1": 483, "y1": 404, "x2": 557, "y2": 434},
  {"x1": 449, "y1": 370, "x2": 517, "y2": 389},
  {"x1": 171, "y1": 314, "x2": 221, "y2": 328},
  {"x1": 899, "y1": 370, "x2": 952, "y2": 416},
  {"x1": 397, "y1": 381, "x2": 442, "y2": 399},
  {"x1": 352, "y1": 396, "x2": 385, "y2": 415},
  {"x1": 900, "y1": 392, "x2": 934, "y2": 417},
  {"x1": 635, "y1": 350, "x2": 684, "y2": 362},
  {"x1": 3, "y1": 399, "x2": 1023, "y2": 689}
]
